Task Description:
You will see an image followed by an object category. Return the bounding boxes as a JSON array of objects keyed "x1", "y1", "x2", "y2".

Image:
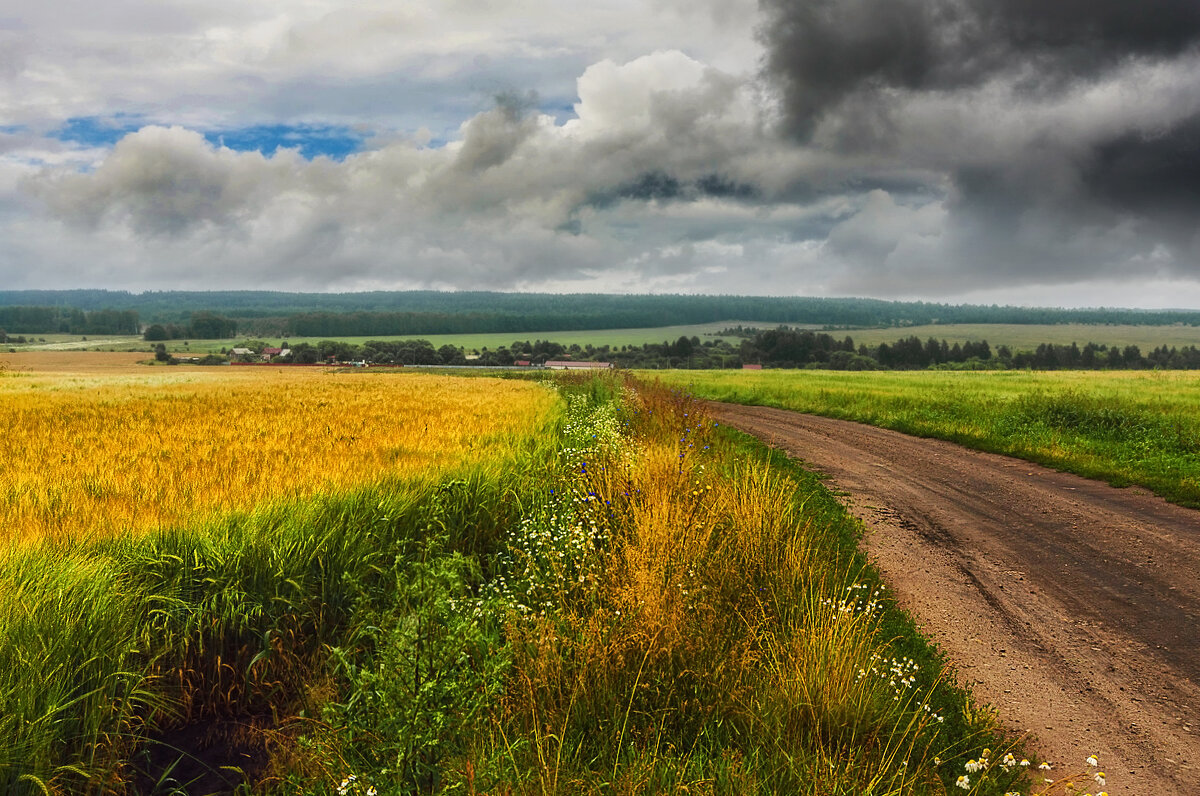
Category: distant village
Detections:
[
  {"x1": 167, "y1": 341, "x2": 616, "y2": 370},
  {"x1": 158, "y1": 327, "x2": 1200, "y2": 372}
]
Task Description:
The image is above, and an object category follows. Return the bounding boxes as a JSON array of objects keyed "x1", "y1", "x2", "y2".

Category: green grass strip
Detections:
[{"x1": 653, "y1": 369, "x2": 1200, "y2": 508}]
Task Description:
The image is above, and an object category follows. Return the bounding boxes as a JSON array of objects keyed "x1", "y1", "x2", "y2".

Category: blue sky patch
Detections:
[
  {"x1": 49, "y1": 115, "x2": 145, "y2": 147},
  {"x1": 204, "y1": 124, "x2": 368, "y2": 160},
  {"x1": 48, "y1": 117, "x2": 368, "y2": 161},
  {"x1": 542, "y1": 101, "x2": 578, "y2": 125}
]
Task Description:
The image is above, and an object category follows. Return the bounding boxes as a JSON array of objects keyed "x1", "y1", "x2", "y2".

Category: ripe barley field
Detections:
[
  {"x1": 0, "y1": 354, "x2": 556, "y2": 542},
  {"x1": 0, "y1": 354, "x2": 561, "y2": 791}
]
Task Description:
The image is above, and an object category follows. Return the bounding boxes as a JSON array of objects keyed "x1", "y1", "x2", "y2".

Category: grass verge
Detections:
[
  {"x1": 0, "y1": 432, "x2": 559, "y2": 793},
  {"x1": 651, "y1": 369, "x2": 1200, "y2": 508},
  {"x1": 278, "y1": 376, "x2": 1021, "y2": 794}
]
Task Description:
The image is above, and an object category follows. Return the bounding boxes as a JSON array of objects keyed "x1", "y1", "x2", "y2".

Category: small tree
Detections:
[
  {"x1": 438, "y1": 344, "x2": 466, "y2": 365},
  {"x1": 290, "y1": 342, "x2": 319, "y2": 364}
]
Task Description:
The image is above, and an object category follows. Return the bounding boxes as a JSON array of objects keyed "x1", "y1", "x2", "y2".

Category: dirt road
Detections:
[{"x1": 709, "y1": 403, "x2": 1200, "y2": 796}]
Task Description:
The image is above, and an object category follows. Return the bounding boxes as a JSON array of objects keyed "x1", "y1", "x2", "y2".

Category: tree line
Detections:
[
  {"x1": 0, "y1": 306, "x2": 139, "y2": 336},
  {"x1": 738, "y1": 329, "x2": 1200, "y2": 370},
  {"x1": 143, "y1": 312, "x2": 238, "y2": 341},
  {"x1": 195, "y1": 329, "x2": 1200, "y2": 371},
  {"x1": 6, "y1": 290, "x2": 1200, "y2": 332},
  {"x1": 0, "y1": 305, "x2": 242, "y2": 339}
]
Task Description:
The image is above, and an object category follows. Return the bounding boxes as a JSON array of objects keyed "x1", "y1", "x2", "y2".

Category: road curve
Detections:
[{"x1": 709, "y1": 402, "x2": 1200, "y2": 796}]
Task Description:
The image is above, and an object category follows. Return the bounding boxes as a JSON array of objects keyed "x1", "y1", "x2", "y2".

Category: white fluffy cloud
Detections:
[
  {"x1": 16, "y1": 50, "x2": 788, "y2": 291},
  {"x1": 3, "y1": 0, "x2": 1200, "y2": 306}
]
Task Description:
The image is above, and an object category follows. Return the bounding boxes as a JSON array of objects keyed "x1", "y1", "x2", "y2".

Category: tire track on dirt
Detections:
[{"x1": 710, "y1": 402, "x2": 1200, "y2": 796}]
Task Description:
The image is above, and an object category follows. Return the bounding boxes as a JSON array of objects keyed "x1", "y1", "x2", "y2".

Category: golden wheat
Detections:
[{"x1": 0, "y1": 365, "x2": 555, "y2": 542}]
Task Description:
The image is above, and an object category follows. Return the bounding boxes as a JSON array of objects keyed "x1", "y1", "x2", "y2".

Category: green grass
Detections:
[
  {"x1": 0, "y1": 375, "x2": 1026, "y2": 795},
  {"x1": 838, "y1": 322, "x2": 1200, "y2": 350},
  {"x1": 0, "y1": 414, "x2": 562, "y2": 792},
  {"x1": 8, "y1": 322, "x2": 779, "y2": 355},
  {"x1": 15, "y1": 320, "x2": 1200, "y2": 357},
  {"x1": 304, "y1": 320, "x2": 773, "y2": 352},
  {"x1": 479, "y1": 378, "x2": 1016, "y2": 795},
  {"x1": 651, "y1": 368, "x2": 1200, "y2": 508},
  {"x1": 3, "y1": 334, "x2": 143, "y2": 351},
  {"x1": 256, "y1": 321, "x2": 1200, "y2": 356}
]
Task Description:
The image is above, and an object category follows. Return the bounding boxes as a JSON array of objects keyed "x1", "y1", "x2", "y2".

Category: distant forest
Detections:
[
  {"x1": 728, "y1": 329, "x2": 1200, "y2": 370},
  {"x1": 0, "y1": 305, "x2": 139, "y2": 336},
  {"x1": 3, "y1": 290, "x2": 1200, "y2": 337}
]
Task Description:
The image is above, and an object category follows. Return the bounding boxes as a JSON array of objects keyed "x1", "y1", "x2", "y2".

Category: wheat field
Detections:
[{"x1": 0, "y1": 357, "x2": 555, "y2": 542}]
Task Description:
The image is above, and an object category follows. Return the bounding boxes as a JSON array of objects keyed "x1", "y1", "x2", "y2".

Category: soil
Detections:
[
  {"x1": 134, "y1": 718, "x2": 269, "y2": 795},
  {"x1": 708, "y1": 402, "x2": 1200, "y2": 796},
  {"x1": 0, "y1": 350, "x2": 148, "y2": 372}
]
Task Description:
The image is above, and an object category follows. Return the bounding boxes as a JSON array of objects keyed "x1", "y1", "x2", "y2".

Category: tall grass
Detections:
[
  {"x1": 653, "y1": 369, "x2": 1200, "y2": 508},
  {"x1": 0, "y1": 455, "x2": 566, "y2": 793},
  {"x1": 0, "y1": 371, "x2": 561, "y2": 793},
  {"x1": 323, "y1": 376, "x2": 1008, "y2": 796},
  {"x1": 1, "y1": 368, "x2": 1020, "y2": 794}
]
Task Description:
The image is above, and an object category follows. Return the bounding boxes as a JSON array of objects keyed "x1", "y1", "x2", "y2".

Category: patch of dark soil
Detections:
[{"x1": 130, "y1": 718, "x2": 271, "y2": 795}]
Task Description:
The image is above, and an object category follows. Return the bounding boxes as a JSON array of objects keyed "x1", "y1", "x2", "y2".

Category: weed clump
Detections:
[{"x1": 452, "y1": 378, "x2": 1016, "y2": 795}]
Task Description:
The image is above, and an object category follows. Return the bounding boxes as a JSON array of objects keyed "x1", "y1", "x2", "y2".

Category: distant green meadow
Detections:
[
  {"x1": 235, "y1": 321, "x2": 761, "y2": 353},
  {"x1": 653, "y1": 368, "x2": 1200, "y2": 509},
  {"x1": 1, "y1": 334, "x2": 143, "y2": 351},
  {"x1": 11, "y1": 320, "x2": 1200, "y2": 357},
  {"x1": 6, "y1": 322, "x2": 763, "y2": 354},
  {"x1": 842, "y1": 322, "x2": 1200, "y2": 351}
]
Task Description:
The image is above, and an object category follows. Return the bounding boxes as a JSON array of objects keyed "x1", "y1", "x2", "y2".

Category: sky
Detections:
[{"x1": 2, "y1": 0, "x2": 1199, "y2": 307}]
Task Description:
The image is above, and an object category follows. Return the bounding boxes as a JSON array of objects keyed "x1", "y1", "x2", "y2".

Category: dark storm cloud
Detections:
[
  {"x1": 980, "y1": 0, "x2": 1200, "y2": 63},
  {"x1": 757, "y1": 0, "x2": 1200, "y2": 290},
  {"x1": 935, "y1": 121, "x2": 1200, "y2": 284},
  {"x1": 759, "y1": 0, "x2": 951, "y2": 138},
  {"x1": 694, "y1": 173, "x2": 759, "y2": 200},
  {"x1": 759, "y1": 0, "x2": 1200, "y2": 138},
  {"x1": 1084, "y1": 115, "x2": 1200, "y2": 219},
  {"x1": 619, "y1": 171, "x2": 684, "y2": 202},
  {"x1": 581, "y1": 171, "x2": 760, "y2": 212}
]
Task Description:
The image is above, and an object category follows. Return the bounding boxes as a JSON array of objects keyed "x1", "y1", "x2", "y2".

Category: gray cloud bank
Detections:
[
  {"x1": 7, "y1": 0, "x2": 1200, "y2": 305},
  {"x1": 20, "y1": 51, "x2": 804, "y2": 294},
  {"x1": 759, "y1": 0, "x2": 1200, "y2": 294}
]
